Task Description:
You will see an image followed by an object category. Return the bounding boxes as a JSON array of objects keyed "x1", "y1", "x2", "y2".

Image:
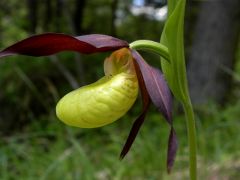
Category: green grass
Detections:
[{"x1": 0, "y1": 102, "x2": 240, "y2": 180}]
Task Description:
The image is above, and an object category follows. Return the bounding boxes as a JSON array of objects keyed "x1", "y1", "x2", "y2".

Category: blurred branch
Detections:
[
  {"x1": 56, "y1": 0, "x2": 63, "y2": 31},
  {"x1": 44, "y1": 0, "x2": 53, "y2": 31},
  {"x1": 27, "y1": 0, "x2": 39, "y2": 34},
  {"x1": 111, "y1": 0, "x2": 119, "y2": 36},
  {"x1": 43, "y1": 78, "x2": 60, "y2": 103},
  {"x1": 50, "y1": 55, "x2": 79, "y2": 89},
  {"x1": 73, "y1": 0, "x2": 86, "y2": 34},
  {"x1": 219, "y1": 63, "x2": 240, "y2": 83},
  {"x1": 0, "y1": 11, "x2": 2, "y2": 48},
  {"x1": 74, "y1": 53, "x2": 86, "y2": 85},
  {"x1": 13, "y1": 65, "x2": 50, "y2": 112}
]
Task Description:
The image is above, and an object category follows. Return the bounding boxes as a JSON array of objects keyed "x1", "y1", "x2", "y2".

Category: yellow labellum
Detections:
[{"x1": 56, "y1": 48, "x2": 139, "y2": 128}]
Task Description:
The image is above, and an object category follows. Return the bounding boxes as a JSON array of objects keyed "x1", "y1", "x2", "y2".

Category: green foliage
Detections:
[
  {"x1": 160, "y1": 0, "x2": 187, "y2": 102},
  {"x1": 0, "y1": 0, "x2": 240, "y2": 179},
  {"x1": 1, "y1": 104, "x2": 240, "y2": 179},
  {"x1": 159, "y1": 0, "x2": 197, "y2": 178}
]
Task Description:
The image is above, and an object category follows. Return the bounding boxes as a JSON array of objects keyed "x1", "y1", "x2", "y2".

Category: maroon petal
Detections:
[
  {"x1": 131, "y1": 50, "x2": 177, "y2": 172},
  {"x1": 120, "y1": 59, "x2": 151, "y2": 159},
  {"x1": 167, "y1": 128, "x2": 178, "y2": 173},
  {"x1": 0, "y1": 33, "x2": 129, "y2": 58},
  {"x1": 131, "y1": 50, "x2": 172, "y2": 121}
]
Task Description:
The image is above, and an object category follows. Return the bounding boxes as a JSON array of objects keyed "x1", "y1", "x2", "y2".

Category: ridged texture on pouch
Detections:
[
  {"x1": 56, "y1": 48, "x2": 138, "y2": 128},
  {"x1": 56, "y1": 73, "x2": 138, "y2": 128}
]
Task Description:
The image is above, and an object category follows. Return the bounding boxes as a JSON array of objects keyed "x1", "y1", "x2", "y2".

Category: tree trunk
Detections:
[
  {"x1": 27, "y1": 0, "x2": 39, "y2": 34},
  {"x1": 73, "y1": 0, "x2": 86, "y2": 34},
  {"x1": 110, "y1": 0, "x2": 118, "y2": 36},
  {"x1": 72, "y1": 0, "x2": 87, "y2": 85},
  {"x1": 44, "y1": 0, "x2": 53, "y2": 31},
  {"x1": 55, "y1": 0, "x2": 63, "y2": 31},
  {"x1": 0, "y1": 10, "x2": 2, "y2": 48},
  {"x1": 187, "y1": 0, "x2": 240, "y2": 105}
]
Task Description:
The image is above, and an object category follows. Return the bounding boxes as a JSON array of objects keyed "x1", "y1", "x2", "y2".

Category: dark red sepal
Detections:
[
  {"x1": 0, "y1": 33, "x2": 129, "y2": 58},
  {"x1": 131, "y1": 50, "x2": 177, "y2": 173},
  {"x1": 131, "y1": 50, "x2": 172, "y2": 121},
  {"x1": 167, "y1": 128, "x2": 178, "y2": 173},
  {"x1": 120, "y1": 58, "x2": 151, "y2": 159}
]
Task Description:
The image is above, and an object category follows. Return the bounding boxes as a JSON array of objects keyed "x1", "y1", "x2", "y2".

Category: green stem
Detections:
[
  {"x1": 130, "y1": 40, "x2": 170, "y2": 62},
  {"x1": 183, "y1": 99, "x2": 197, "y2": 180}
]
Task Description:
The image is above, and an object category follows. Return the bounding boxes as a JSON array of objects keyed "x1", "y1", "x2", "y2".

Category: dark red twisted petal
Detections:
[
  {"x1": 131, "y1": 50, "x2": 172, "y2": 121},
  {"x1": 0, "y1": 33, "x2": 129, "y2": 58},
  {"x1": 167, "y1": 128, "x2": 178, "y2": 173},
  {"x1": 131, "y1": 50, "x2": 177, "y2": 173},
  {"x1": 120, "y1": 58, "x2": 151, "y2": 159}
]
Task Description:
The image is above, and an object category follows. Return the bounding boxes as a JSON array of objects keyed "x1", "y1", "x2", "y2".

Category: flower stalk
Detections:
[
  {"x1": 130, "y1": 40, "x2": 170, "y2": 62},
  {"x1": 183, "y1": 98, "x2": 197, "y2": 180}
]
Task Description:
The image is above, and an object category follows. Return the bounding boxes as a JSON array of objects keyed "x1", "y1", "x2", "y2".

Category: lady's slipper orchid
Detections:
[
  {"x1": 56, "y1": 48, "x2": 139, "y2": 128},
  {"x1": 0, "y1": 33, "x2": 177, "y2": 172}
]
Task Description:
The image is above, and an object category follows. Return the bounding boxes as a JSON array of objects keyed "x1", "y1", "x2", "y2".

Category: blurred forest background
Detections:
[{"x1": 0, "y1": 0, "x2": 240, "y2": 179}]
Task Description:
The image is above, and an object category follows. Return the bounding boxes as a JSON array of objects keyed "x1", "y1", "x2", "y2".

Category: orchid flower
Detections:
[
  {"x1": 0, "y1": 33, "x2": 177, "y2": 172},
  {"x1": 0, "y1": 0, "x2": 199, "y2": 178}
]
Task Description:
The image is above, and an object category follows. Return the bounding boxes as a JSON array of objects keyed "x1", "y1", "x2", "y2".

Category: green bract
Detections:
[{"x1": 161, "y1": 0, "x2": 188, "y2": 102}]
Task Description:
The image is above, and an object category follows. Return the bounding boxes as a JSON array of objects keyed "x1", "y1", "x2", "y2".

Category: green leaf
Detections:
[
  {"x1": 160, "y1": 0, "x2": 188, "y2": 102},
  {"x1": 167, "y1": 0, "x2": 178, "y2": 16},
  {"x1": 161, "y1": 2, "x2": 198, "y2": 178}
]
